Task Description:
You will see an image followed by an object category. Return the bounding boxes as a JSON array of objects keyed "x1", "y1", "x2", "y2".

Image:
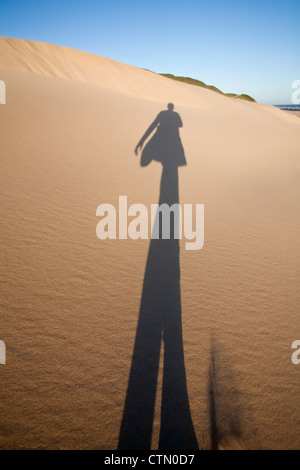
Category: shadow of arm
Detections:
[{"x1": 135, "y1": 114, "x2": 161, "y2": 154}]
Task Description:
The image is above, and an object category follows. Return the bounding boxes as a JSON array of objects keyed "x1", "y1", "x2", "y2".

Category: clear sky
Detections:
[{"x1": 1, "y1": 0, "x2": 299, "y2": 103}]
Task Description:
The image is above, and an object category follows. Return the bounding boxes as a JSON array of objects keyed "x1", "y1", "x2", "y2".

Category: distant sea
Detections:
[{"x1": 274, "y1": 104, "x2": 300, "y2": 111}]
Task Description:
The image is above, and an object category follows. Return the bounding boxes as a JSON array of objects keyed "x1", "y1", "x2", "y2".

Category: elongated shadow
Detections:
[
  {"x1": 209, "y1": 335, "x2": 245, "y2": 450},
  {"x1": 118, "y1": 104, "x2": 198, "y2": 450}
]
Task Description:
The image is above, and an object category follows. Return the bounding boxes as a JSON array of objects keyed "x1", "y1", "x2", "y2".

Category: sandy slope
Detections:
[{"x1": 0, "y1": 38, "x2": 300, "y2": 450}]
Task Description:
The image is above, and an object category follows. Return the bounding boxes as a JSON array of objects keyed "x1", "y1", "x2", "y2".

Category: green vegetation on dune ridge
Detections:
[{"x1": 160, "y1": 73, "x2": 256, "y2": 102}]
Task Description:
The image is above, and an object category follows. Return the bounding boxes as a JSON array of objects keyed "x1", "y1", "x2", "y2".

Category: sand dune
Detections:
[{"x1": 0, "y1": 38, "x2": 300, "y2": 450}]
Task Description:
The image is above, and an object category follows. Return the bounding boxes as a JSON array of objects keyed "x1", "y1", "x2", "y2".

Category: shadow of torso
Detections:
[{"x1": 140, "y1": 109, "x2": 186, "y2": 168}]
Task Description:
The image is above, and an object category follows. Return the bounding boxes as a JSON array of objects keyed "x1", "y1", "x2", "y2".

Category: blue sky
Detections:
[{"x1": 1, "y1": 0, "x2": 299, "y2": 103}]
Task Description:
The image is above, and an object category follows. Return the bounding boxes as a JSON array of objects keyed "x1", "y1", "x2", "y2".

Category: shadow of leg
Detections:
[{"x1": 119, "y1": 166, "x2": 198, "y2": 450}]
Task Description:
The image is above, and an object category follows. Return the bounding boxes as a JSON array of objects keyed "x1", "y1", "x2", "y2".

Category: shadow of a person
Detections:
[{"x1": 118, "y1": 104, "x2": 198, "y2": 450}]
